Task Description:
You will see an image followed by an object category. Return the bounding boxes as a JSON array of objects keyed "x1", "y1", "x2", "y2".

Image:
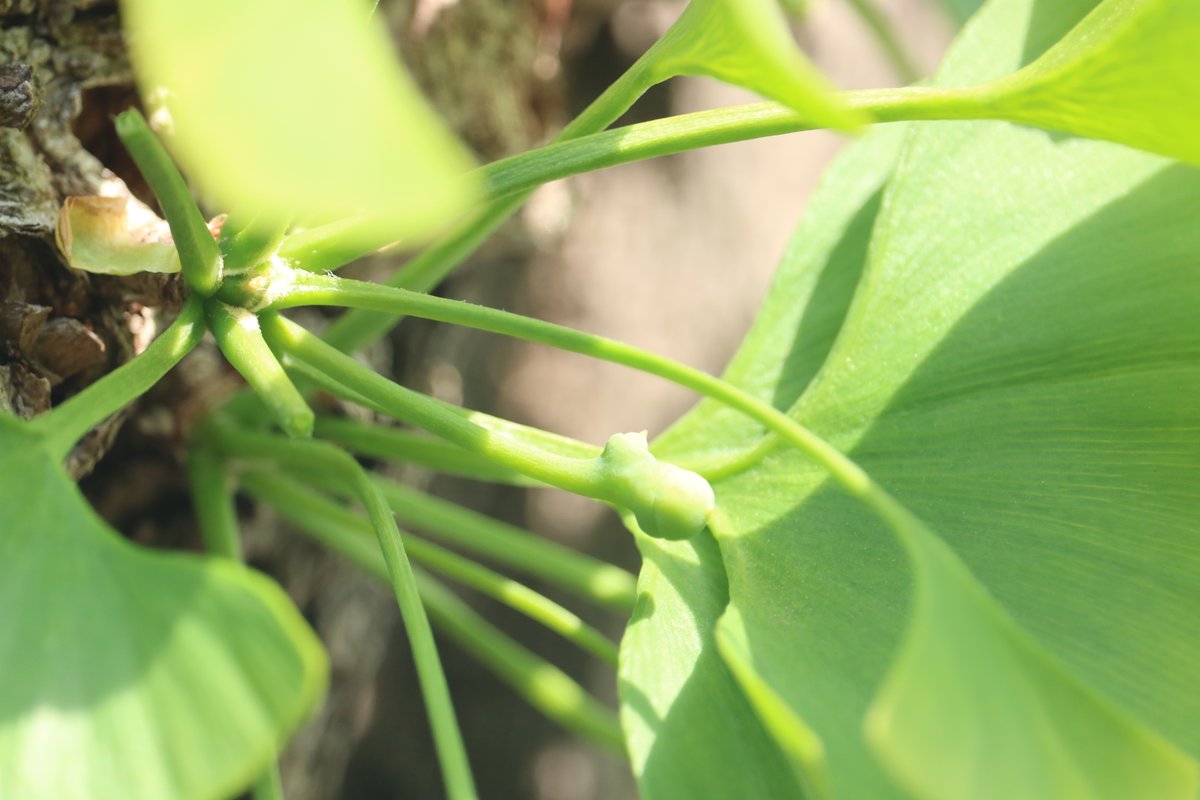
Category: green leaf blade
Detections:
[
  {"x1": 0, "y1": 416, "x2": 327, "y2": 800},
  {"x1": 645, "y1": 0, "x2": 1200, "y2": 796},
  {"x1": 647, "y1": 0, "x2": 865, "y2": 130},
  {"x1": 866, "y1": 518, "x2": 1199, "y2": 800},
  {"x1": 979, "y1": 0, "x2": 1200, "y2": 165}
]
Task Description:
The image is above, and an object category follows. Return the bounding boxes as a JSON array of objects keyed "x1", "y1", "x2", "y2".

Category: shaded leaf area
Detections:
[
  {"x1": 617, "y1": 527, "x2": 803, "y2": 800},
  {"x1": 0, "y1": 415, "x2": 326, "y2": 800},
  {"x1": 653, "y1": 123, "x2": 906, "y2": 470},
  {"x1": 638, "y1": 0, "x2": 1200, "y2": 797}
]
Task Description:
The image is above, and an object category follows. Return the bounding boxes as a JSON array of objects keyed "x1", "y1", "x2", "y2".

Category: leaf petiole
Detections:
[
  {"x1": 204, "y1": 299, "x2": 314, "y2": 438},
  {"x1": 30, "y1": 297, "x2": 206, "y2": 462},
  {"x1": 207, "y1": 426, "x2": 478, "y2": 800},
  {"x1": 262, "y1": 314, "x2": 714, "y2": 540},
  {"x1": 115, "y1": 109, "x2": 223, "y2": 296},
  {"x1": 241, "y1": 468, "x2": 620, "y2": 664},
  {"x1": 236, "y1": 469, "x2": 624, "y2": 748}
]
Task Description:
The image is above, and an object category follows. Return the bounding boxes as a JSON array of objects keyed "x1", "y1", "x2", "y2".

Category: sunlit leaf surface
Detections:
[
  {"x1": 977, "y1": 0, "x2": 1200, "y2": 166},
  {"x1": 0, "y1": 415, "x2": 326, "y2": 800},
  {"x1": 120, "y1": 0, "x2": 478, "y2": 245},
  {"x1": 645, "y1": 0, "x2": 865, "y2": 130},
  {"x1": 635, "y1": 0, "x2": 1200, "y2": 796}
]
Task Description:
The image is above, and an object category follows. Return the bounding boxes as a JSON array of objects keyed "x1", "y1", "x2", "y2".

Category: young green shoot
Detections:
[
  {"x1": 204, "y1": 300, "x2": 314, "y2": 438},
  {"x1": 114, "y1": 109, "x2": 222, "y2": 295},
  {"x1": 260, "y1": 313, "x2": 715, "y2": 541}
]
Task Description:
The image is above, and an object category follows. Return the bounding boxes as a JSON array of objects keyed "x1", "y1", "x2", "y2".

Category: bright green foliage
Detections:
[
  {"x1": 639, "y1": 0, "x2": 1200, "y2": 796},
  {"x1": 0, "y1": 415, "x2": 326, "y2": 800},
  {"x1": 974, "y1": 0, "x2": 1200, "y2": 166},
  {"x1": 118, "y1": 0, "x2": 478, "y2": 247},
  {"x1": 644, "y1": 0, "x2": 865, "y2": 129}
]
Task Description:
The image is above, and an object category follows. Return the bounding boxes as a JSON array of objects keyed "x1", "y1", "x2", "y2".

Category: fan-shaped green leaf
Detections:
[
  {"x1": 119, "y1": 0, "x2": 478, "y2": 246},
  {"x1": 969, "y1": 0, "x2": 1200, "y2": 165},
  {"x1": 0, "y1": 415, "x2": 326, "y2": 800},
  {"x1": 643, "y1": 0, "x2": 865, "y2": 130},
  {"x1": 648, "y1": 0, "x2": 1200, "y2": 796}
]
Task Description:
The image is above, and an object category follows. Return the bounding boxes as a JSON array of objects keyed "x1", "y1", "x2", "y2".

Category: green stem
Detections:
[
  {"x1": 246, "y1": 272, "x2": 777, "y2": 459},
  {"x1": 845, "y1": 0, "x2": 921, "y2": 83},
  {"x1": 475, "y1": 88, "x2": 975, "y2": 202},
  {"x1": 241, "y1": 468, "x2": 620, "y2": 664},
  {"x1": 220, "y1": 212, "x2": 291, "y2": 274},
  {"x1": 204, "y1": 300, "x2": 314, "y2": 438},
  {"x1": 262, "y1": 251, "x2": 936, "y2": 584},
  {"x1": 251, "y1": 766, "x2": 284, "y2": 800},
  {"x1": 115, "y1": 109, "x2": 222, "y2": 296},
  {"x1": 31, "y1": 297, "x2": 205, "y2": 461},
  {"x1": 187, "y1": 444, "x2": 243, "y2": 560},
  {"x1": 300, "y1": 86, "x2": 980, "y2": 356},
  {"x1": 375, "y1": 479, "x2": 637, "y2": 614},
  {"x1": 252, "y1": 269, "x2": 917, "y2": 521},
  {"x1": 210, "y1": 427, "x2": 478, "y2": 800},
  {"x1": 268, "y1": 313, "x2": 713, "y2": 541},
  {"x1": 186, "y1": 444, "x2": 283, "y2": 797},
  {"x1": 262, "y1": 315, "x2": 608, "y2": 495},
  {"x1": 238, "y1": 469, "x2": 624, "y2": 748},
  {"x1": 313, "y1": 54, "x2": 657, "y2": 352},
  {"x1": 418, "y1": 576, "x2": 626, "y2": 751},
  {"x1": 313, "y1": 416, "x2": 538, "y2": 486}
]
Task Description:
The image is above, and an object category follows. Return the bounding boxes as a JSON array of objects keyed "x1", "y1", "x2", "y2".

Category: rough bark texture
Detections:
[{"x1": 0, "y1": 0, "x2": 186, "y2": 478}]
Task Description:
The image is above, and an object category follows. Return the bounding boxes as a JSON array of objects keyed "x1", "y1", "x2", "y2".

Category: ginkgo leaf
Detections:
[
  {"x1": 617, "y1": 522, "x2": 805, "y2": 800},
  {"x1": 866, "y1": 517, "x2": 1196, "y2": 800},
  {"x1": 119, "y1": 0, "x2": 479, "y2": 246},
  {"x1": 642, "y1": 0, "x2": 1200, "y2": 796},
  {"x1": 967, "y1": 0, "x2": 1200, "y2": 165},
  {"x1": 643, "y1": 0, "x2": 865, "y2": 130},
  {"x1": 0, "y1": 414, "x2": 327, "y2": 800}
]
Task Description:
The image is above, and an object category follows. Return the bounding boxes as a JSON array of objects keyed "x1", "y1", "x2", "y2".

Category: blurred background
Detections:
[{"x1": 0, "y1": 0, "x2": 959, "y2": 797}]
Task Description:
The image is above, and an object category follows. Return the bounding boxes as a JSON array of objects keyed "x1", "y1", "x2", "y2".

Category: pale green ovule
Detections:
[{"x1": 598, "y1": 431, "x2": 715, "y2": 541}]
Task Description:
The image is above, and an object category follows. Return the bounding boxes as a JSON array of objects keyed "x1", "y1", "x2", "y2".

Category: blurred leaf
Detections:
[
  {"x1": 0, "y1": 414, "x2": 327, "y2": 800},
  {"x1": 120, "y1": 0, "x2": 479, "y2": 246},
  {"x1": 644, "y1": 0, "x2": 865, "y2": 129}
]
